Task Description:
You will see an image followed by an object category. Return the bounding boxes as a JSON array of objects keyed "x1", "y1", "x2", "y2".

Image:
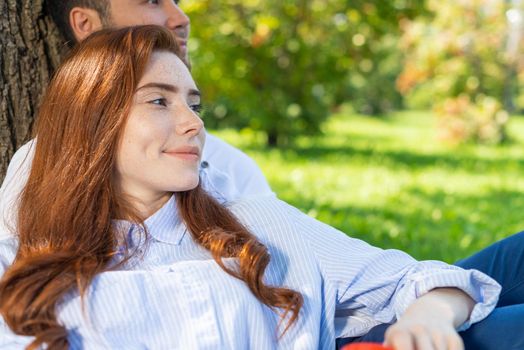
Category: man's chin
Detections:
[
  {"x1": 181, "y1": 53, "x2": 191, "y2": 70},
  {"x1": 181, "y1": 50, "x2": 188, "y2": 61}
]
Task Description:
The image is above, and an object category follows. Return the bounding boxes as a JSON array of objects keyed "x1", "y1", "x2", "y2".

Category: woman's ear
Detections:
[{"x1": 69, "y1": 7, "x2": 104, "y2": 42}]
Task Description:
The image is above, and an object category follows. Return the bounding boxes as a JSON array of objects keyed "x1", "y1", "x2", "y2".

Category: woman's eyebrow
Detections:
[
  {"x1": 136, "y1": 82, "x2": 178, "y2": 93},
  {"x1": 136, "y1": 83, "x2": 200, "y2": 97}
]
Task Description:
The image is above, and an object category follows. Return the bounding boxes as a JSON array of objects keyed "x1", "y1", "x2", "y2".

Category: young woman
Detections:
[{"x1": 0, "y1": 26, "x2": 501, "y2": 350}]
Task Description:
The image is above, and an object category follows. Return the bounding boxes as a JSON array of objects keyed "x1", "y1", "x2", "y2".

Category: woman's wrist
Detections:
[
  {"x1": 409, "y1": 287, "x2": 475, "y2": 328},
  {"x1": 383, "y1": 287, "x2": 474, "y2": 349}
]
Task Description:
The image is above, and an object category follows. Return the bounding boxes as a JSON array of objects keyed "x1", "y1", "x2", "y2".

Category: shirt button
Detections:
[{"x1": 201, "y1": 161, "x2": 209, "y2": 168}]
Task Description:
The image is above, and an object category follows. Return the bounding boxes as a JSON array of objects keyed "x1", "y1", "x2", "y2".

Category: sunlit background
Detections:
[{"x1": 182, "y1": 0, "x2": 524, "y2": 262}]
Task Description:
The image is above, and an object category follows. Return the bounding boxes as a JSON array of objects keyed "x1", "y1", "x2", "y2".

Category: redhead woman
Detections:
[{"x1": 0, "y1": 26, "x2": 502, "y2": 350}]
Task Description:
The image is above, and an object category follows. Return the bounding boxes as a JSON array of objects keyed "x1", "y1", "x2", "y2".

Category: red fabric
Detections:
[{"x1": 341, "y1": 343, "x2": 393, "y2": 350}]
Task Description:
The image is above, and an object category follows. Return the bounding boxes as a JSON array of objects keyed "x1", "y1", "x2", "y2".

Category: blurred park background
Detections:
[{"x1": 182, "y1": 0, "x2": 524, "y2": 262}]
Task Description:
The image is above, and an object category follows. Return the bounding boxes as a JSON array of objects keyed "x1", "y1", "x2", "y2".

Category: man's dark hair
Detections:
[{"x1": 45, "y1": 0, "x2": 111, "y2": 45}]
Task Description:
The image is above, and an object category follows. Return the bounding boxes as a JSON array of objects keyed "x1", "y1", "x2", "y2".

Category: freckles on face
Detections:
[
  {"x1": 120, "y1": 108, "x2": 170, "y2": 164},
  {"x1": 115, "y1": 52, "x2": 204, "y2": 203}
]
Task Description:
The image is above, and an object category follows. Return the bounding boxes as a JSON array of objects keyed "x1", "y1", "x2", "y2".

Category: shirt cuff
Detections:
[{"x1": 393, "y1": 262, "x2": 501, "y2": 331}]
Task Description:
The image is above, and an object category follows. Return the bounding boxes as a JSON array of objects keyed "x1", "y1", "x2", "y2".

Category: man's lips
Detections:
[
  {"x1": 177, "y1": 39, "x2": 188, "y2": 48},
  {"x1": 163, "y1": 146, "x2": 200, "y2": 161}
]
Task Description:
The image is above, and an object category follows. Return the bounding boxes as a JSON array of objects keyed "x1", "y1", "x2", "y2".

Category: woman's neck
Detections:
[{"x1": 129, "y1": 192, "x2": 172, "y2": 220}]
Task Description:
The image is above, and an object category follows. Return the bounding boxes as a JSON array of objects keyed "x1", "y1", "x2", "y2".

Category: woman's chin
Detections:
[{"x1": 172, "y1": 177, "x2": 200, "y2": 192}]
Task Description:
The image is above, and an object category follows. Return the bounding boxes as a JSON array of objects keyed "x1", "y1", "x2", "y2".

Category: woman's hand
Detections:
[
  {"x1": 383, "y1": 288, "x2": 475, "y2": 350},
  {"x1": 384, "y1": 310, "x2": 462, "y2": 350}
]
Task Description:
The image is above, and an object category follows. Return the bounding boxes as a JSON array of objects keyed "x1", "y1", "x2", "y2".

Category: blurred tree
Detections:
[
  {"x1": 184, "y1": 0, "x2": 427, "y2": 146},
  {"x1": 397, "y1": 0, "x2": 513, "y2": 144},
  {"x1": 0, "y1": 0, "x2": 63, "y2": 181},
  {"x1": 506, "y1": 0, "x2": 524, "y2": 112}
]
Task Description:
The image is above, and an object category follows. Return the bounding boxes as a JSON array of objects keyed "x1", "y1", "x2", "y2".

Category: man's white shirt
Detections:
[{"x1": 0, "y1": 133, "x2": 273, "y2": 239}]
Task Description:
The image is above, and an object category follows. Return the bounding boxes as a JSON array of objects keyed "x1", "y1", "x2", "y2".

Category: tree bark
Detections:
[{"x1": 0, "y1": 0, "x2": 64, "y2": 182}]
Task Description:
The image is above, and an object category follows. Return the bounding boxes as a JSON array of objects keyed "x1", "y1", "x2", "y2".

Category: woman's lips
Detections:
[{"x1": 163, "y1": 146, "x2": 200, "y2": 161}]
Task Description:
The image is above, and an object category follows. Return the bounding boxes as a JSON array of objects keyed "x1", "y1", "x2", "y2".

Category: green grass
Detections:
[{"x1": 209, "y1": 110, "x2": 524, "y2": 262}]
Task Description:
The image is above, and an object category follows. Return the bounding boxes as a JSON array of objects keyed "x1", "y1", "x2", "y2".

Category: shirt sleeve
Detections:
[
  {"x1": 232, "y1": 196, "x2": 501, "y2": 337},
  {"x1": 0, "y1": 140, "x2": 36, "y2": 239},
  {"x1": 202, "y1": 133, "x2": 273, "y2": 200},
  {"x1": 282, "y1": 199, "x2": 501, "y2": 333},
  {"x1": 0, "y1": 324, "x2": 34, "y2": 349}
]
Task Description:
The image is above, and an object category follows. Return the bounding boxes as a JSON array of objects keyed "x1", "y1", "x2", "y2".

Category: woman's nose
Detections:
[{"x1": 175, "y1": 108, "x2": 204, "y2": 136}]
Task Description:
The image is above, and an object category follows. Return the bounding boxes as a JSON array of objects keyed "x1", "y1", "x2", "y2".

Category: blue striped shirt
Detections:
[{"x1": 0, "y1": 195, "x2": 500, "y2": 349}]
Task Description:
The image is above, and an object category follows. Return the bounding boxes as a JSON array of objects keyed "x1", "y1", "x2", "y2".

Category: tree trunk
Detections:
[{"x1": 0, "y1": 0, "x2": 64, "y2": 182}]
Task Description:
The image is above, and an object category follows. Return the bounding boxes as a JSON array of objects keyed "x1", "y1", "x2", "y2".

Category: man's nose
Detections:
[{"x1": 164, "y1": 3, "x2": 190, "y2": 30}]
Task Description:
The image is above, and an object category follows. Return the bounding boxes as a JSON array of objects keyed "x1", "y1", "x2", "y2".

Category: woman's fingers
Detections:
[
  {"x1": 446, "y1": 333, "x2": 464, "y2": 350},
  {"x1": 412, "y1": 326, "x2": 436, "y2": 350},
  {"x1": 385, "y1": 328, "x2": 415, "y2": 350},
  {"x1": 429, "y1": 331, "x2": 447, "y2": 350},
  {"x1": 384, "y1": 323, "x2": 464, "y2": 350}
]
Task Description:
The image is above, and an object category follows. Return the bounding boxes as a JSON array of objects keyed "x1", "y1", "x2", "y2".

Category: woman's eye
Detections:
[
  {"x1": 147, "y1": 0, "x2": 160, "y2": 5},
  {"x1": 149, "y1": 98, "x2": 167, "y2": 107},
  {"x1": 190, "y1": 104, "x2": 203, "y2": 114}
]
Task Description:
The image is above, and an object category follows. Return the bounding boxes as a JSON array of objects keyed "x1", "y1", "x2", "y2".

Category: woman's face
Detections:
[{"x1": 116, "y1": 51, "x2": 205, "y2": 213}]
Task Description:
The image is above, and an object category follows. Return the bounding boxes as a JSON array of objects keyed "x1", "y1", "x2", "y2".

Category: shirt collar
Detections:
[
  {"x1": 143, "y1": 195, "x2": 186, "y2": 245},
  {"x1": 113, "y1": 195, "x2": 186, "y2": 246}
]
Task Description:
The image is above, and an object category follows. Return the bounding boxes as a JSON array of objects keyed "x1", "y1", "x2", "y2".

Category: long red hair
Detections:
[{"x1": 0, "y1": 26, "x2": 302, "y2": 349}]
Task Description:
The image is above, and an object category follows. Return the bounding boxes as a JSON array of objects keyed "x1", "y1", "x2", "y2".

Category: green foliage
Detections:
[
  {"x1": 397, "y1": 0, "x2": 514, "y2": 144},
  {"x1": 212, "y1": 110, "x2": 524, "y2": 262},
  {"x1": 183, "y1": 0, "x2": 427, "y2": 145}
]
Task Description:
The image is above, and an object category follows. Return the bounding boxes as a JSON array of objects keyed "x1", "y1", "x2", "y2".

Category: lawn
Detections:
[{"x1": 209, "y1": 110, "x2": 524, "y2": 262}]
